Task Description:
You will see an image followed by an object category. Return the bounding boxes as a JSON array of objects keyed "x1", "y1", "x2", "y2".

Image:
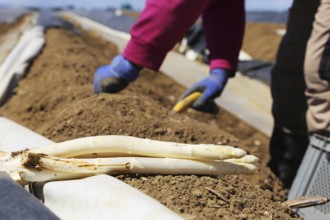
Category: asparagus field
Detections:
[{"x1": 0, "y1": 25, "x2": 299, "y2": 219}]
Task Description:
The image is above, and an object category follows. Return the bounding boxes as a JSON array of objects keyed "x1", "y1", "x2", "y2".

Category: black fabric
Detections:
[
  {"x1": 267, "y1": 127, "x2": 309, "y2": 188},
  {"x1": 319, "y1": 36, "x2": 330, "y2": 80},
  {"x1": 0, "y1": 172, "x2": 59, "y2": 220},
  {"x1": 238, "y1": 60, "x2": 273, "y2": 85},
  {"x1": 271, "y1": 66, "x2": 308, "y2": 134},
  {"x1": 184, "y1": 24, "x2": 208, "y2": 63},
  {"x1": 270, "y1": 0, "x2": 320, "y2": 133}
]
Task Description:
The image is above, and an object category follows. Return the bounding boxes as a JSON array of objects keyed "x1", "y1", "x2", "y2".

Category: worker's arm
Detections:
[
  {"x1": 93, "y1": 0, "x2": 209, "y2": 94},
  {"x1": 122, "y1": 0, "x2": 209, "y2": 71},
  {"x1": 179, "y1": 0, "x2": 245, "y2": 110},
  {"x1": 203, "y1": 0, "x2": 245, "y2": 72}
]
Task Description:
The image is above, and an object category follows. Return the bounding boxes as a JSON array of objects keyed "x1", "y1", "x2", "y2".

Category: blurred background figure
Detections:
[{"x1": 268, "y1": 0, "x2": 330, "y2": 188}]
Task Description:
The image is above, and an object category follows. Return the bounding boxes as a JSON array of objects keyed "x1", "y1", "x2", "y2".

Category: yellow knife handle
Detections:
[{"x1": 172, "y1": 92, "x2": 202, "y2": 113}]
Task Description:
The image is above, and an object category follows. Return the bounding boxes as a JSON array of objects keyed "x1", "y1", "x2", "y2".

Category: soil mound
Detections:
[
  {"x1": 243, "y1": 22, "x2": 285, "y2": 62},
  {"x1": 0, "y1": 28, "x2": 299, "y2": 219}
]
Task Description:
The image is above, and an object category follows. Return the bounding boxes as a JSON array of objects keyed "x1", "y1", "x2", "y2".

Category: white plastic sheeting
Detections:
[
  {"x1": 0, "y1": 25, "x2": 45, "y2": 106},
  {"x1": 0, "y1": 117, "x2": 53, "y2": 152},
  {"x1": 40, "y1": 175, "x2": 182, "y2": 220}
]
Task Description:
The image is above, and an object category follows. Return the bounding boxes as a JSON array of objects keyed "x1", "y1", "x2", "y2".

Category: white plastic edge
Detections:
[
  {"x1": 61, "y1": 11, "x2": 130, "y2": 41},
  {"x1": 275, "y1": 29, "x2": 286, "y2": 36},
  {"x1": 239, "y1": 50, "x2": 253, "y2": 61}
]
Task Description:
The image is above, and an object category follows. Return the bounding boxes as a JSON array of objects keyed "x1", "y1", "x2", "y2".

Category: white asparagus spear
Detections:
[
  {"x1": 1, "y1": 136, "x2": 258, "y2": 185},
  {"x1": 30, "y1": 135, "x2": 247, "y2": 160},
  {"x1": 18, "y1": 168, "x2": 89, "y2": 183},
  {"x1": 224, "y1": 155, "x2": 259, "y2": 163},
  {"x1": 27, "y1": 154, "x2": 259, "y2": 174},
  {"x1": 18, "y1": 152, "x2": 257, "y2": 183}
]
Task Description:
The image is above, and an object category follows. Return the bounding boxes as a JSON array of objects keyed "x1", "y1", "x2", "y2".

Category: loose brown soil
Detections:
[
  {"x1": 242, "y1": 22, "x2": 285, "y2": 62},
  {"x1": 0, "y1": 28, "x2": 299, "y2": 219}
]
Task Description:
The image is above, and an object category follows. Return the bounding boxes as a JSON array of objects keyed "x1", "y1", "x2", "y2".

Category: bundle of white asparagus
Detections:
[{"x1": 0, "y1": 135, "x2": 259, "y2": 185}]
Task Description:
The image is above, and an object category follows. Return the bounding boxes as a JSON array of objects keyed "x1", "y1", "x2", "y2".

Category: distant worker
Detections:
[
  {"x1": 93, "y1": 0, "x2": 245, "y2": 111},
  {"x1": 268, "y1": 0, "x2": 330, "y2": 188}
]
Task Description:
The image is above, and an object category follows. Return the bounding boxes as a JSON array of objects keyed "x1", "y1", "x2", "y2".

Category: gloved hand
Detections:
[
  {"x1": 180, "y1": 68, "x2": 232, "y2": 111},
  {"x1": 93, "y1": 55, "x2": 142, "y2": 94}
]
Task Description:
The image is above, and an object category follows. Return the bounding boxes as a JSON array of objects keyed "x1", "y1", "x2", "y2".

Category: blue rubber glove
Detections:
[
  {"x1": 180, "y1": 68, "x2": 232, "y2": 111},
  {"x1": 93, "y1": 55, "x2": 142, "y2": 94}
]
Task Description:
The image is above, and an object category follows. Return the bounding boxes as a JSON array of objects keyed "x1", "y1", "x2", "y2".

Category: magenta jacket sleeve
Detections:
[
  {"x1": 123, "y1": 0, "x2": 245, "y2": 73},
  {"x1": 203, "y1": 0, "x2": 245, "y2": 74}
]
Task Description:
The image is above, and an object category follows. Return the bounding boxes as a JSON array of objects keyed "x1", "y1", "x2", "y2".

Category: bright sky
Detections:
[
  {"x1": 0, "y1": 0, "x2": 293, "y2": 11},
  {"x1": 246, "y1": 0, "x2": 292, "y2": 11}
]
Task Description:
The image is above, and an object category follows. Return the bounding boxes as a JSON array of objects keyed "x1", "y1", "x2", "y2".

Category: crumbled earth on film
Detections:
[{"x1": 0, "y1": 26, "x2": 300, "y2": 219}]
